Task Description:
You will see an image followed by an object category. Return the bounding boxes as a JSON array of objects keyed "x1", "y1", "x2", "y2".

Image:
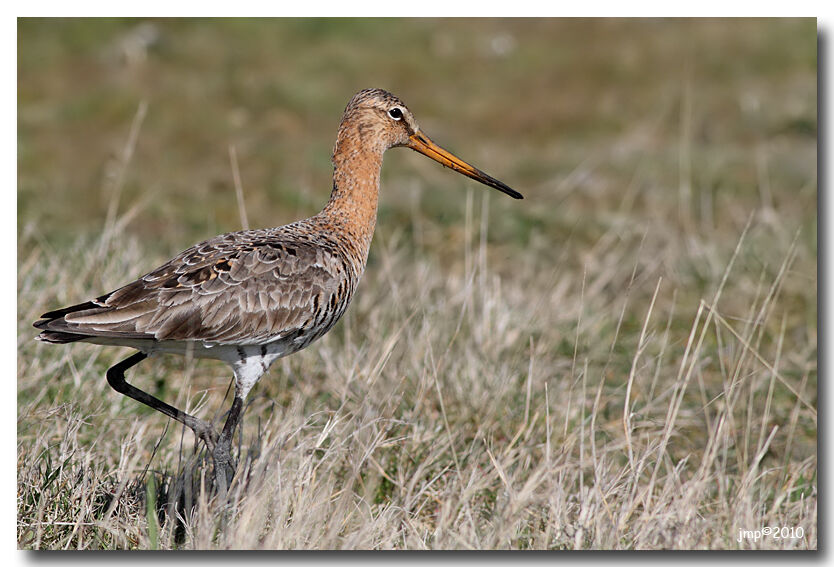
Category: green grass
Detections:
[{"x1": 18, "y1": 18, "x2": 816, "y2": 549}]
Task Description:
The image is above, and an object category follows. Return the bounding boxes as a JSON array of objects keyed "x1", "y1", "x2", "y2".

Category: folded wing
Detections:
[{"x1": 35, "y1": 228, "x2": 351, "y2": 346}]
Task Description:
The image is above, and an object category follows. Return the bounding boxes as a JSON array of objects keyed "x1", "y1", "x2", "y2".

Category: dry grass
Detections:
[
  {"x1": 18, "y1": 200, "x2": 817, "y2": 549},
  {"x1": 17, "y1": 18, "x2": 816, "y2": 550}
]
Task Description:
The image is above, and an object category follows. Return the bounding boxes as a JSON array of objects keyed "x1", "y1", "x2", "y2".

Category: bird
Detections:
[{"x1": 33, "y1": 88, "x2": 522, "y2": 494}]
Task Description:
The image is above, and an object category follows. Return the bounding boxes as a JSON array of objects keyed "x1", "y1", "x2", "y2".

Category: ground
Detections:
[{"x1": 18, "y1": 18, "x2": 817, "y2": 549}]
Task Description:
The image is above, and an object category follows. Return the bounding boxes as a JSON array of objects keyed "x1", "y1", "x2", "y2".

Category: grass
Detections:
[{"x1": 17, "y1": 18, "x2": 817, "y2": 549}]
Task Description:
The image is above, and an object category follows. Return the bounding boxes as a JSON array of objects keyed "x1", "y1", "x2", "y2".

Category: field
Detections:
[{"x1": 17, "y1": 18, "x2": 817, "y2": 549}]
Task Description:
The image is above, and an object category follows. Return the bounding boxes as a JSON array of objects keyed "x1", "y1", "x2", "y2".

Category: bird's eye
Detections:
[{"x1": 388, "y1": 107, "x2": 403, "y2": 120}]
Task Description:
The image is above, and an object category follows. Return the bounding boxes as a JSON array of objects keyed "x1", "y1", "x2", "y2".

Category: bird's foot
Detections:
[{"x1": 188, "y1": 418, "x2": 219, "y2": 453}]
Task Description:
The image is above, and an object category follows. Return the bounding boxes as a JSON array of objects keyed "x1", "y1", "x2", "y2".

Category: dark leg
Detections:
[
  {"x1": 213, "y1": 396, "x2": 244, "y2": 497},
  {"x1": 106, "y1": 352, "x2": 218, "y2": 450}
]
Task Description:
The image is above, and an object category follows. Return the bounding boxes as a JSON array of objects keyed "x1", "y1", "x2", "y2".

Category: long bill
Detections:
[{"x1": 406, "y1": 132, "x2": 523, "y2": 199}]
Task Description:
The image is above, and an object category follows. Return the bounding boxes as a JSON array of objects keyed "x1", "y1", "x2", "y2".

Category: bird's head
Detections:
[{"x1": 335, "y1": 88, "x2": 522, "y2": 199}]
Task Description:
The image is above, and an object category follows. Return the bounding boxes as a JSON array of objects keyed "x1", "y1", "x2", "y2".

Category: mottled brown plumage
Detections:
[
  {"x1": 37, "y1": 223, "x2": 357, "y2": 348},
  {"x1": 34, "y1": 88, "x2": 522, "y2": 493}
]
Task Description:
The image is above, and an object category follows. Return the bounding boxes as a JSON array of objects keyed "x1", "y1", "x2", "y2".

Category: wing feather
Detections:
[{"x1": 35, "y1": 224, "x2": 356, "y2": 346}]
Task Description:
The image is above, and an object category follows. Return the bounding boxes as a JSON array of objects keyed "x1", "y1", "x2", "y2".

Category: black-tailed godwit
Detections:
[{"x1": 34, "y1": 88, "x2": 522, "y2": 493}]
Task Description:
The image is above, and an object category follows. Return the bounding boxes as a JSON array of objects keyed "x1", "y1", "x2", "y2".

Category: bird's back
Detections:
[{"x1": 35, "y1": 216, "x2": 365, "y2": 358}]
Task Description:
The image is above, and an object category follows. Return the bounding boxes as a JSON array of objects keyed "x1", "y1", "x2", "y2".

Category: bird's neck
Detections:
[{"x1": 320, "y1": 136, "x2": 383, "y2": 266}]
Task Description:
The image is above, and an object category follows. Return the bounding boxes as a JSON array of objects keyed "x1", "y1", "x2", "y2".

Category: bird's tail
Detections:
[
  {"x1": 33, "y1": 300, "x2": 101, "y2": 343},
  {"x1": 35, "y1": 330, "x2": 87, "y2": 344}
]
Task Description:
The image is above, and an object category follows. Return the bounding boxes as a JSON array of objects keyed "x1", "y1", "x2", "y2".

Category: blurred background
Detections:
[
  {"x1": 17, "y1": 19, "x2": 817, "y2": 549},
  {"x1": 18, "y1": 18, "x2": 816, "y2": 259}
]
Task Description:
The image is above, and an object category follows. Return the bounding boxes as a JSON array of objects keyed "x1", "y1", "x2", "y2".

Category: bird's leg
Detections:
[
  {"x1": 106, "y1": 352, "x2": 219, "y2": 451},
  {"x1": 213, "y1": 396, "x2": 244, "y2": 497}
]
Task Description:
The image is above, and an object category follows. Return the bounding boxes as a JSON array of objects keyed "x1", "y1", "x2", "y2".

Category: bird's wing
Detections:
[{"x1": 35, "y1": 228, "x2": 352, "y2": 345}]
